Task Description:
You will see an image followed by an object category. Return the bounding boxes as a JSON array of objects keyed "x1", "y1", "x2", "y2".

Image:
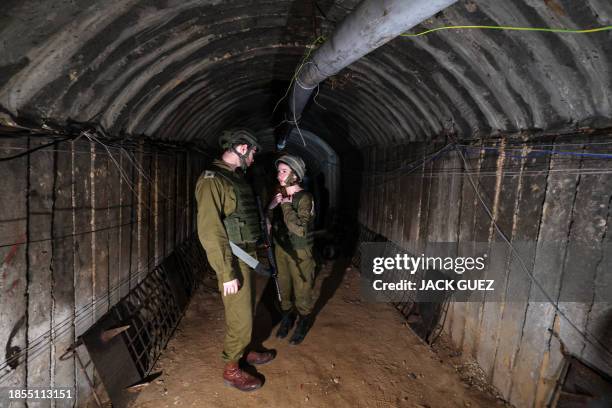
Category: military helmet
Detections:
[
  {"x1": 218, "y1": 128, "x2": 261, "y2": 151},
  {"x1": 275, "y1": 154, "x2": 306, "y2": 181}
]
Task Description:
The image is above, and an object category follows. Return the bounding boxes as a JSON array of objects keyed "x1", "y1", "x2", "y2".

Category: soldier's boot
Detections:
[
  {"x1": 245, "y1": 350, "x2": 276, "y2": 365},
  {"x1": 289, "y1": 314, "x2": 312, "y2": 345},
  {"x1": 276, "y1": 310, "x2": 296, "y2": 339},
  {"x1": 223, "y1": 362, "x2": 262, "y2": 391}
]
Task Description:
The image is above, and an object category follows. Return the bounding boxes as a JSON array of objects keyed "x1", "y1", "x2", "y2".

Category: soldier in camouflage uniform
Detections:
[
  {"x1": 195, "y1": 129, "x2": 274, "y2": 392},
  {"x1": 267, "y1": 154, "x2": 316, "y2": 345}
]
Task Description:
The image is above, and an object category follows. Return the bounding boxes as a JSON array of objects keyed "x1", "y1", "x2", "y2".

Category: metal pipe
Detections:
[{"x1": 286, "y1": 0, "x2": 458, "y2": 129}]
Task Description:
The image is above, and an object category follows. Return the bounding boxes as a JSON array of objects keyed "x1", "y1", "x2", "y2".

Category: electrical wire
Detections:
[
  {"x1": 370, "y1": 144, "x2": 452, "y2": 177},
  {"x1": 0, "y1": 139, "x2": 193, "y2": 250},
  {"x1": 84, "y1": 130, "x2": 193, "y2": 211},
  {"x1": 504, "y1": 140, "x2": 612, "y2": 149},
  {"x1": 0, "y1": 129, "x2": 203, "y2": 382},
  {"x1": 450, "y1": 141, "x2": 612, "y2": 361},
  {"x1": 106, "y1": 136, "x2": 193, "y2": 235},
  {"x1": 324, "y1": 159, "x2": 612, "y2": 179},
  {"x1": 458, "y1": 145, "x2": 612, "y2": 160},
  {"x1": 0, "y1": 246, "x2": 177, "y2": 381},
  {"x1": 15, "y1": 240, "x2": 208, "y2": 379},
  {"x1": 366, "y1": 144, "x2": 452, "y2": 189},
  {"x1": 315, "y1": 144, "x2": 451, "y2": 176},
  {"x1": 312, "y1": 83, "x2": 327, "y2": 110},
  {"x1": 84, "y1": 131, "x2": 144, "y2": 208},
  {"x1": 291, "y1": 64, "x2": 310, "y2": 147},
  {"x1": 401, "y1": 24, "x2": 612, "y2": 37},
  {"x1": 333, "y1": 138, "x2": 612, "y2": 178},
  {"x1": 0, "y1": 129, "x2": 195, "y2": 247},
  {"x1": 0, "y1": 124, "x2": 199, "y2": 158},
  {"x1": 272, "y1": 35, "x2": 326, "y2": 115},
  {"x1": 0, "y1": 220, "x2": 137, "y2": 250},
  {"x1": 0, "y1": 136, "x2": 73, "y2": 162},
  {"x1": 420, "y1": 168, "x2": 612, "y2": 178},
  {"x1": 92, "y1": 134, "x2": 188, "y2": 230}
]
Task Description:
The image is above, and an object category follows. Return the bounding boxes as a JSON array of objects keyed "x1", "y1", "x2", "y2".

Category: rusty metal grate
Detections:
[
  {"x1": 80, "y1": 236, "x2": 210, "y2": 407},
  {"x1": 112, "y1": 266, "x2": 182, "y2": 377},
  {"x1": 352, "y1": 224, "x2": 446, "y2": 342}
]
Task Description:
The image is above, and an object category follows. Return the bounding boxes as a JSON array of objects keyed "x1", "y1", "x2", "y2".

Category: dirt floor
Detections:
[{"x1": 131, "y1": 259, "x2": 507, "y2": 408}]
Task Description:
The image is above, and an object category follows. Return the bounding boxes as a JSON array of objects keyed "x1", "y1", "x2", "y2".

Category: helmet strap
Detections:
[
  {"x1": 232, "y1": 145, "x2": 254, "y2": 172},
  {"x1": 284, "y1": 171, "x2": 299, "y2": 186}
]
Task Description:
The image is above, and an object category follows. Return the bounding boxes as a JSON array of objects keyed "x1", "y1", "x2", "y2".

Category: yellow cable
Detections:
[
  {"x1": 401, "y1": 25, "x2": 612, "y2": 37},
  {"x1": 273, "y1": 35, "x2": 327, "y2": 114}
]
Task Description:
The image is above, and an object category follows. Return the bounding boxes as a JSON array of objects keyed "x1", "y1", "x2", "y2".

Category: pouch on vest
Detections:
[{"x1": 223, "y1": 217, "x2": 243, "y2": 243}]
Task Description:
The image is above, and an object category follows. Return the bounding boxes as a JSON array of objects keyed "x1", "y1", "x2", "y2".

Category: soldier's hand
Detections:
[
  {"x1": 268, "y1": 193, "x2": 283, "y2": 210},
  {"x1": 223, "y1": 279, "x2": 240, "y2": 296}
]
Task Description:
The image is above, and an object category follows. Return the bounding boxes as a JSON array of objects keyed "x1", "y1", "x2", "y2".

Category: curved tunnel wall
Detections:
[
  {"x1": 1, "y1": 0, "x2": 612, "y2": 407},
  {"x1": 1, "y1": 0, "x2": 610, "y2": 145}
]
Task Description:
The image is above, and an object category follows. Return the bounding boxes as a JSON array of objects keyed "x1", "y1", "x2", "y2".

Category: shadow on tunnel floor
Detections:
[
  {"x1": 311, "y1": 256, "x2": 352, "y2": 319},
  {"x1": 249, "y1": 256, "x2": 353, "y2": 351}
]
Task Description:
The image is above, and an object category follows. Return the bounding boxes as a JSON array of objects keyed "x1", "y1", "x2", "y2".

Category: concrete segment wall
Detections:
[
  {"x1": 356, "y1": 134, "x2": 612, "y2": 407},
  {"x1": 0, "y1": 136, "x2": 206, "y2": 407}
]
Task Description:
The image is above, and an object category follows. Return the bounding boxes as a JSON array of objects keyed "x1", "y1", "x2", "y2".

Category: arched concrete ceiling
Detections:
[{"x1": 0, "y1": 0, "x2": 611, "y2": 148}]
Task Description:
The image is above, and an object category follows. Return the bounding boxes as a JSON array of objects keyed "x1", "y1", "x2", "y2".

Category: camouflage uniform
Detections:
[
  {"x1": 196, "y1": 159, "x2": 260, "y2": 363},
  {"x1": 270, "y1": 190, "x2": 316, "y2": 315}
]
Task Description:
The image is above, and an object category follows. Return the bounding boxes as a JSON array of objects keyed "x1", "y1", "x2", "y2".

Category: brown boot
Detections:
[
  {"x1": 222, "y1": 362, "x2": 262, "y2": 391},
  {"x1": 245, "y1": 350, "x2": 276, "y2": 365}
]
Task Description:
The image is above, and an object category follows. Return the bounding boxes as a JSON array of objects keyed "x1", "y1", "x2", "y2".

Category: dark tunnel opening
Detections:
[{"x1": 1, "y1": 1, "x2": 612, "y2": 407}]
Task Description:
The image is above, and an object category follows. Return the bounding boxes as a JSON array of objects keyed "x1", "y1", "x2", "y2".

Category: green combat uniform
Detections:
[
  {"x1": 270, "y1": 190, "x2": 316, "y2": 315},
  {"x1": 196, "y1": 159, "x2": 261, "y2": 363}
]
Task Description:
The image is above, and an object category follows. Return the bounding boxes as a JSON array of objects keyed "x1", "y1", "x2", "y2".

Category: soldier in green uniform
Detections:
[
  {"x1": 195, "y1": 129, "x2": 274, "y2": 392},
  {"x1": 267, "y1": 154, "x2": 316, "y2": 345}
]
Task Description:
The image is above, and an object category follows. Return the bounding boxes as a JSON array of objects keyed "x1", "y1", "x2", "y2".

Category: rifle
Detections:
[{"x1": 256, "y1": 196, "x2": 282, "y2": 303}]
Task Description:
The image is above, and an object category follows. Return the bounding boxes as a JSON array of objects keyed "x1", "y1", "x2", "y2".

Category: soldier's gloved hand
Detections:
[{"x1": 223, "y1": 279, "x2": 240, "y2": 296}]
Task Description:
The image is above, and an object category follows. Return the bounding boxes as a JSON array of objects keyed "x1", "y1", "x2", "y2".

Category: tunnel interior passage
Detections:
[{"x1": 1, "y1": 0, "x2": 612, "y2": 407}]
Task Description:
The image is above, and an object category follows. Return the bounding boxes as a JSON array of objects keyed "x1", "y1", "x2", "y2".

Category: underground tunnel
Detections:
[{"x1": 1, "y1": 0, "x2": 612, "y2": 407}]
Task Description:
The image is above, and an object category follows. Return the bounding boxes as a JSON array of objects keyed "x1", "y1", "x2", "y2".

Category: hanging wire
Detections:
[
  {"x1": 290, "y1": 62, "x2": 318, "y2": 147},
  {"x1": 0, "y1": 136, "x2": 73, "y2": 161},
  {"x1": 449, "y1": 139, "x2": 612, "y2": 361},
  {"x1": 368, "y1": 144, "x2": 452, "y2": 188},
  {"x1": 0, "y1": 228, "x2": 209, "y2": 380},
  {"x1": 331, "y1": 138, "x2": 612, "y2": 177},
  {"x1": 0, "y1": 131, "x2": 196, "y2": 250},
  {"x1": 312, "y1": 83, "x2": 327, "y2": 111},
  {"x1": 0, "y1": 237, "x2": 209, "y2": 384},
  {"x1": 272, "y1": 35, "x2": 326, "y2": 115},
  {"x1": 458, "y1": 145, "x2": 612, "y2": 160},
  {"x1": 84, "y1": 131, "x2": 190, "y2": 229},
  {"x1": 0, "y1": 127, "x2": 205, "y2": 383},
  {"x1": 0, "y1": 251, "x2": 162, "y2": 382},
  {"x1": 0, "y1": 220, "x2": 136, "y2": 250},
  {"x1": 83, "y1": 131, "x2": 143, "y2": 208}
]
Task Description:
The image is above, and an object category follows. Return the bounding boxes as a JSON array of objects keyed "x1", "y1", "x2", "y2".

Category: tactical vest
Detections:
[
  {"x1": 212, "y1": 164, "x2": 261, "y2": 244},
  {"x1": 273, "y1": 191, "x2": 315, "y2": 250}
]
